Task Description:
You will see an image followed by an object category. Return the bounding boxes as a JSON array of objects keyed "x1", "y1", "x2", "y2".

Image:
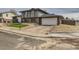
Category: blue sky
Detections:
[{"x1": 0, "y1": 8, "x2": 79, "y2": 14}]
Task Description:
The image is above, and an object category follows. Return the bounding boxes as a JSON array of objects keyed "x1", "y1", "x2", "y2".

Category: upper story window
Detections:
[
  {"x1": 31, "y1": 11, "x2": 34, "y2": 17},
  {"x1": 27, "y1": 12, "x2": 31, "y2": 17},
  {"x1": 6, "y1": 14, "x2": 8, "y2": 17},
  {"x1": 0, "y1": 14, "x2": 2, "y2": 17},
  {"x1": 22, "y1": 13, "x2": 25, "y2": 16}
]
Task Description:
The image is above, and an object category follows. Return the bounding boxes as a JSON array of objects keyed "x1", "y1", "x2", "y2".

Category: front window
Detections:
[
  {"x1": 6, "y1": 14, "x2": 8, "y2": 17},
  {"x1": 0, "y1": 14, "x2": 2, "y2": 17}
]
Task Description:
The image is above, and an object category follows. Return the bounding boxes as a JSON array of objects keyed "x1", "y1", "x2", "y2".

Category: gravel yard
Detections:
[
  {"x1": 2, "y1": 24, "x2": 79, "y2": 36},
  {"x1": 16, "y1": 37, "x2": 79, "y2": 50},
  {"x1": 46, "y1": 38, "x2": 79, "y2": 50}
]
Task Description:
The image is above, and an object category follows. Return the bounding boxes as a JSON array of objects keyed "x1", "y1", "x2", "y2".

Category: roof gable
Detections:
[
  {"x1": 20, "y1": 8, "x2": 49, "y2": 14},
  {"x1": 41, "y1": 14, "x2": 64, "y2": 18}
]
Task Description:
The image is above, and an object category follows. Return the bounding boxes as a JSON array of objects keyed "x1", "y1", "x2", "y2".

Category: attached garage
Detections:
[
  {"x1": 39, "y1": 14, "x2": 64, "y2": 26},
  {"x1": 41, "y1": 18, "x2": 57, "y2": 25}
]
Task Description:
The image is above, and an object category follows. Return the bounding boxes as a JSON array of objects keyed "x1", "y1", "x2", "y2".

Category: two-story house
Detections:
[
  {"x1": 0, "y1": 13, "x2": 3, "y2": 23},
  {"x1": 0, "y1": 11, "x2": 17, "y2": 23},
  {"x1": 20, "y1": 8, "x2": 49, "y2": 23},
  {"x1": 20, "y1": 8, "x2": 64, "y2": 25}
]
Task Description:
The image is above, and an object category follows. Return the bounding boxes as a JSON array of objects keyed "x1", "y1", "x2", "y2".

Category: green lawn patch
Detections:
[{"x1": 8, "y1": 23, "x2": 28, "y2": 28}]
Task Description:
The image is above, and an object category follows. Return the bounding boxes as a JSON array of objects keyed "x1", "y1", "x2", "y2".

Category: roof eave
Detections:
[{"x1": 20, "y1": 8, "x2": 49, "y2": 14}]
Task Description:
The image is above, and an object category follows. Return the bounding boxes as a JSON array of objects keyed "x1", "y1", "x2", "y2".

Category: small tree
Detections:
[{"x1": 66, "y1": 17, "x2": 69, "y2": 20}]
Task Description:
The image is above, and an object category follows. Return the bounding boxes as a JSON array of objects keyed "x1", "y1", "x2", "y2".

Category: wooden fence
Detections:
[{"x1": 61, "y1": 19, "x2": 76, "y2": 25}]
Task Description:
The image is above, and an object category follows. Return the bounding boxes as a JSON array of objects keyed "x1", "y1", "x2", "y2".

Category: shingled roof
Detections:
[
  {"x1": 20, "y1": 8, "x2": 49, "y2": 14},
  {"x1": 41, "y1": 14, "x2": 64, "y2": 18}
]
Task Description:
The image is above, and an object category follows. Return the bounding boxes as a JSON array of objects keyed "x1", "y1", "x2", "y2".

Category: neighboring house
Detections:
[
  {"x1": 0, "y1": 11, "x2": 17, "y2": 23},
  {"x1": 20, "y1": 8, "x2": 64, "y2": 25},
  {"x1": 0, "y1": 13, "x2": 3, "y2": 23}
]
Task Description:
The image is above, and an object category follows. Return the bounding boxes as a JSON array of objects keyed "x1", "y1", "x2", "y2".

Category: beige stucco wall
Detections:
[{"x1": 2, "y1": 13, "x2": 16, "y2": 20}]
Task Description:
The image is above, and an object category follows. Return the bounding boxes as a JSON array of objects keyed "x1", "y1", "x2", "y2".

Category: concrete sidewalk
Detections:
[
  {"x1": 49, "y1": 32, "x2": 79, "y2": 38},
  {"x1": 0, "y1": 26, "x2": 79, "y2": 38}
]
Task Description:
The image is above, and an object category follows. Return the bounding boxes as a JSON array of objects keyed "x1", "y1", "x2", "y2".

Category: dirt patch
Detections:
[
  {"x1": 17, "y1": 37, "x2": 79, "y2": 50},
  {"x1": 24, "y1": 37, "x2": 46, "y2": 46},
  {"x1": 16, "y1": 37, "x2": 47, "y2": 50},
  {"x1": 46, "y1": 38, "x2": 79, "y2": 50},
  {"x1": 51, "y1": 24, "x2": 79, "y2": 32}
]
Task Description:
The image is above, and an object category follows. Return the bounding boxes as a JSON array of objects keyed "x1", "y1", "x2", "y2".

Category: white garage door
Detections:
[{"x1": 42, "y1": 18, "x2": 57, "y2": 25}]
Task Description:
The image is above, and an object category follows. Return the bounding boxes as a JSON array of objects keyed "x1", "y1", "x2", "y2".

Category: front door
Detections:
[
  {"x1": 31, "y1": 18, "x2": 36, "y2": 23},
  {"x1": 39, "y1": 18, "x2": 42, "y2": 25}
]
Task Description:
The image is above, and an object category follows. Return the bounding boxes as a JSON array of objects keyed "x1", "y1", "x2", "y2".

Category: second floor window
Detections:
[
  {"x1": 0, "y1": 14, "x2": 2, "y2": 17},
  {"x1": 6, "y1": 14, "x2": 8, "y2": 17}
]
